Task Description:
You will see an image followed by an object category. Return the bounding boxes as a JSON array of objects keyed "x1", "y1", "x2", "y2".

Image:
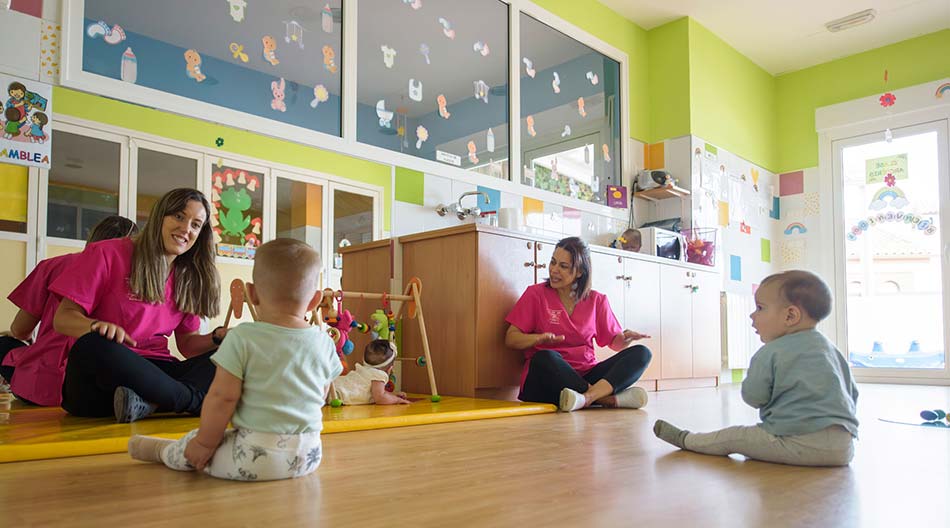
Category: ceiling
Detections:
[{"x1": 597, "y1": 0, "x2": 950, "y2": 75}]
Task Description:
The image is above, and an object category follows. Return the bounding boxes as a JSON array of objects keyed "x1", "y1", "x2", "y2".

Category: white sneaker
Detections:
[
  {"x1": 558, "y1": 388, "x2": 587, "y2": 412},
  {"x1": 615, "y1": 386, "x2": 648, "y2": 409}
]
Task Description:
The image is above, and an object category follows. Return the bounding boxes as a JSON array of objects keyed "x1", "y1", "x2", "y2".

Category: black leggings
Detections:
[
  {"x1": 0, "y1": 335, "x2": 24, "y2": 384},
  {"x1": 519, "y1": 345, "x2": 652, "y2": 405},
  {"x1": 61, "y1": 332, "x2": 216, "y2": 418}
]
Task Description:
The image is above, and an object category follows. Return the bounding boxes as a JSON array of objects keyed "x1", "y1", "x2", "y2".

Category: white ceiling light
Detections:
[{"x1": 825, "y1": 9, "x2": 877, "y2": 33}]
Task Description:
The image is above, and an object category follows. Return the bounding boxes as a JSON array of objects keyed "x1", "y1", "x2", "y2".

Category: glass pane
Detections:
[
  {"x1": 277, "y1": 178, "x2": 323, "y2": 250},
  {"x1": 83, "y1": 0, "x2": 343, "y2": 137},
  {"x1": 520, "y1": 14, "x2": 621, "y2": 203},
  {"x1": 48, "y1": 131, "x2": 120, "y2": 240},
  {"x1": 331, "y1": 189, "x2": 374, "y2": 289},
  {"x1": 356, "y1": 0, "x2": 509, "y2": 178},
  {"x1": 210, "y1": 164, "x2": 264, "y2": 260},
  {"x1": 842, "y1": 130, "x2": 944, "y2": 369},
  {"x1": 136, "y1": 148, "x2": 197, "y2": 226},
  {"x1": 0, "y1": 162, "x2": 29, "y2": 233}
]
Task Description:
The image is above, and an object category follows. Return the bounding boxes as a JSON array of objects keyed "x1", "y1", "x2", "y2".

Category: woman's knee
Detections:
[{"x1": 625, "y1": 344, "x2": 653, "y2": 367}]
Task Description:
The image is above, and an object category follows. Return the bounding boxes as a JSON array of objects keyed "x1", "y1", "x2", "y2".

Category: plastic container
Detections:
[{"x1": 682, "y1": 227, "x2": 717, "y2": 267}]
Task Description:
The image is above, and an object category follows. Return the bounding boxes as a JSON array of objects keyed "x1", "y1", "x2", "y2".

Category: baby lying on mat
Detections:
[{"x1": 332, "y1": 339, "x2": 410, "y2": 405}]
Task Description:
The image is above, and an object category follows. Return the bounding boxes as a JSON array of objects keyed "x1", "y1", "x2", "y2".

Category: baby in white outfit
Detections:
[{"x1": 332, "y1": 339, "x2": 411, "y2": 405}]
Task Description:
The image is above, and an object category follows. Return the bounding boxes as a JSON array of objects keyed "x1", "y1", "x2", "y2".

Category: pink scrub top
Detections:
[
  {"x1": 505, "y1": 282, "x2": 622, "y2": 388},
  {"x1": 49, "y1": 238, "x2": 201, "y2": 362},
  {"x1": 2, "y1": 253, "x2": 79, "y2": 405}
]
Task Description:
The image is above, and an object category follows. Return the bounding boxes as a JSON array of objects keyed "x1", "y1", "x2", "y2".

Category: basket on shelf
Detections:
[{"x1": 682, "y1": 227, "x2": 717, "y2": 267}]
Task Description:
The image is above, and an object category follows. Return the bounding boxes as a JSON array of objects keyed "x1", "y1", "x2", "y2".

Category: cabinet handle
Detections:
[
  {"x1": 524, "y1": 262, "x2": 535, "y2": 267},
  {"x1": 624, "y1": 276, "x2": 632, "y2": 281},
  {"x1": 536, "y1": 263, "x2": 547, "y2": 269},
  {"x1": 616, "y1": 275, "x2": 625, "y2": 280},
  {"x1": 526, "y1": 242, "x2": 532, "y2": 249},
  {"x1": 536, "y1": 242, "x2": 543, "y2": 250},
  {"x1": 684, "y1": 284, "x2": 693, "y2": 289},
  {"x1": 617, "y1": 256, "x2": 622, "y2": 263}
]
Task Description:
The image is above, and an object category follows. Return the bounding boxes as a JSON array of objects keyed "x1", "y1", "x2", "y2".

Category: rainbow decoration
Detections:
[
  {"x1": 936, "y1": 83, "x2": 950, "y2": 99},
  {"x1": 868, "y1": 186, "x2": 909, "y2": 211},
  {"x1": 784, "y1": 222, "x2": 807, "y2": 235}
]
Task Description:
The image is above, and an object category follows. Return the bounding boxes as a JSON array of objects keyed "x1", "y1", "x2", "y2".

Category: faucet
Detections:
[{"x1": 436, "y1": 191, "x2": 491, "y2": 220}]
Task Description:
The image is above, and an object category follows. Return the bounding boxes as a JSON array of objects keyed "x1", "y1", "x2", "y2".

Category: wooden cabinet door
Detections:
[
  {"x1": 691, "y1": 270, "x2": 723, "y2": 378},
  {"x1": 589, "y1": 252, "x2": 625, "y2": 362},
  {"x1": 624, "y1": 258, "x2": 662, "y2": 380},
  {"x1": 660, "y1": 266, "x2": 693, "y2": 379},
  {"x1": 475, "y1": 234, "x2": 538, "y2": 389}
]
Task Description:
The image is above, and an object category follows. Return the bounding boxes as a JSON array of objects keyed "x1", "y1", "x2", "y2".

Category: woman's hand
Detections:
[
  {"x1": 612, "y1": 329, "x2": 649, "y2": 350},
  {"x1": 90, "y1": 320, "x2": 137, "y2": 347},
  {"x1": 184, "y1": 436, "x2": 218, "y2": 471},
  {"x1": 535, "y1": 332, "x2": 566, "y2": 347}
]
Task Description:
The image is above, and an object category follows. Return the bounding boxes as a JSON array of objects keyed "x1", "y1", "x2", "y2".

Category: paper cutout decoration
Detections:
[
  {"x1": 602, "y1": 144, "x2": 611, "y2": 162},
  {"x1": 39, "y1": 21, "x2": 62, "y2": 83},
  {"x1": 937, "y1": 83, "x2": 950, "y2": 98},
  {"x1": 86, "y1": 21, "x2": 126, "y2": 44},
  {"x1": 781, "y1": 240, "x2": 806, "y2": 266},
  {"x1": 419, "y1": 43, "x2": 430, "y2": 64},
  {"x1": 586, "y1": 71, "x2": 599, "y2": 85},
  {"x1": 606, "y1": 185, "x2": 627, "y2": 208},
  {"x1": 784, "y1": 222, "x2": 807, "y2": 235},
  {"x1": 740, "y1": 222, "x2": 751, "y2": 234},
  {"x1": 552, "y1": 72, "x2": 561, "y2": 94},
  {"x1": 804, "y1": 192, "x2": 819, "y2": 217},
  {"x1": 730, "y1": 255, "x2": 741, "y2": 281},
  {"x1": 228, "y1": 0, "x2": 247, "y2": 22},
  {"x1": 415, "y1": 126, "x2": 428, "y2": 149},
  {"x1": 868, "y1": 185, "x2": 909, "y2": 210},
  {"x1": 577, "y1": 97, "x2": 586, "y2": 117},
  {"x1": 408, "y1": 79, "x2": 423, "y2": 102},
  {"x1": 270, "y1": 78, "x2": 286, "y2": 112},
  {"x1": 473, "y1": 41, "x2": 490, "y2": 56},
  {"x1": 770, "y1": 197, "x2": 780, "y2": 220},
  {"x1": 310, "y1": 84, "x2": 329, "y2": 108},
  {"x1": 381, "y1": 45, "x2": 396, "y2": 68},
  {"x1": 561, "y1": 125, "x2": 571, "y2": 137},
  {"x1": 403, "y1": 0, "x2": 422, "y2": 9},
  {"x1": 718, "y1": 201, "x2": 729, "y2": 226},
  {"x1": 376, "y1": 100, "x2": 393, "y2": 128},
  {"x1": 229, "y1": 42, "x2": 249, "y2": 63},
  {"x1": 866, "y1": 153, "x2": 907, "y2": 183},
  {"x1": 486, "y1": 128, "x2": 495, "y2": 152},
  {"x1": 262, "y1": 36, "x2": 279, "y2": 65},
  {"x1": 183, "y1": 49, "x2": 206, "y2": 82},
  {"x1": 437, "y1": 94, "x2": 450, "y2": 119},
  {"x1": 473, "y1": 80, "x2": 489, "y2": 103},
  {"x1": 120, "y1": 47, "x2": 137, "y2": 83},
  {"x1": 779, "y1": 171, "x2": 804, "y2": 196},
  {"x1": 761, "y1": 238, "x2": 771, "y2": 263},
  {"x1": 846, "y1": 211, "x2": 938, "y2": 241},
  {"x1": 322, "y1": 4, "x2": 333, "y2": 33},
  {"x1": 438, "y1": 17, "x2": 456, "y2": 39},
  {"x1": 283, "y1": 20, "x2": 305, "y2": 49},
  {"x1": 879, "y1": 92, "x2": 896, "y2": 108},
  {"x1": 322, "y1": 45, "x2": 338, "y2": 73},
  {"x1": 467, "y1": 141, "x2": 479, "y2": 164},
  {"x1": 526, "y1": 115, "x2": 536, "y2": 137},
  {"x1": 523, "y1": 57, "x2": 536, "y2": 78},
  {"x1": 751, "y1": 167, "x2": 760, "y2": 192}
]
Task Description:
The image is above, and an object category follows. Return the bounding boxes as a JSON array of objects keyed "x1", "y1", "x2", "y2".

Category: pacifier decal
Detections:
[
  {"x1": 229, "y1": 42, "x2": 249, "y2": 62},
  {"x1": 437, "y1": 94, "x2": 450, "y2": 119},
  {"x1": 415, "y1": 126, "x2": 428, "y2": 149},
  {"x1": 381, "y1": 45, "x2": 397, "y2": 68},
  {"x1": 473, "y1": 41, "x2": 490, "y2": 57},
  {"x1": 577, "y1": 97, "x2": 586, "y2": 117},
  {"x1": 467, "y1": 141, "x2": 479, "y2": 164},
  {"x1": 408, "y1": 79, "x2": 423, "y2": 102},
  {"x1": 376, "y1": 100, "x2": 393, "y2": 128},
  {"x1": 473, "y1": 80, "x2": 489, "y2": 103},
  {"x1": 526, "y1": 115, "x2": 536, "y2": 137},
  {"x1": 183, "y1": 49, "x2": 206, "y2": 82},
  {"x1": 322, "y1": 45, "x2": 338, "y2": 73},
  {"x1": 419, "y1": 43, "x2": 430, "y2": 64},
  {"x1": 602, "y1": 144, "x2": 611, "y2": 162},
  {"x1": 438, "y1": 17, "x2": 455, "y2": 39},
  {"x1": 310, "y1": 84, "x2": 329, "y2": 108},
  {"x1": 561, "y1": 125, "x2": 571, "y2": 137},
  {"x1": 523, "y1": 57, "x2": 536, "y2": 78},
  {"x1": 322, "y1": 4, "x2": 334, "y2": 33},
  {"x1": 262, "y1": 35, "x2": 279, "y2": 65},
  {"x1": 227, "y1": 0, "x2": 247, "y2": 22},
  {"x1": 551, "y1": 72, "x2": 561, "y2": 93},
  {"x1": 586, "y1": 71, "x2": 599, "y2": 85}
]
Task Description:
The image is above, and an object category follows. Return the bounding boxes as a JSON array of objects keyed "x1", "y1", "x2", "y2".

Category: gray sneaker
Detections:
[{"x1": 114, "y1": 386, "x2": 158, "y2": 423}]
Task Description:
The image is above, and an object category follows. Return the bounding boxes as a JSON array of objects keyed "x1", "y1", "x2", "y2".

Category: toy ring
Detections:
[{"x1": 406, "y1": 277, "x2": 423, "y2": 319}]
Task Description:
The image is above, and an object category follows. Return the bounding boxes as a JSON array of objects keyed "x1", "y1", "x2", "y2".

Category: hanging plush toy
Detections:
[
  {"x1": 323, "y1": 293, "x2": 355, "y2": 373},
  {"x1": 369, "y1": 309, "x2": 389, "y2": 340}
]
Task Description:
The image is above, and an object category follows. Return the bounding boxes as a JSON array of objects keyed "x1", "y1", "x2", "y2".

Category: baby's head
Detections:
[
  {"x1": 620, "y1": 228, "x2": 642, "y2": 252},
  {"x1": 251, "y1": 238, "x2": 322, "y2": 314},
  {"x1": 364, "y1": 339, "x2": 397, "y2": 371},
  {"x1": 751, "y1": 270, "x2": 831, "y2": 343}
]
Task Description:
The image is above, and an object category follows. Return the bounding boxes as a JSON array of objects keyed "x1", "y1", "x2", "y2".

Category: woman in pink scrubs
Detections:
[
  {"x1": 0, "y1": 216, "x2": 138, "y2": 406},
  {"x1": 51, "y1": 188, "x2": 227, "y2": 423},
  {"x1": 505, "y1": 237, "x2": 653, "y2": 412}
]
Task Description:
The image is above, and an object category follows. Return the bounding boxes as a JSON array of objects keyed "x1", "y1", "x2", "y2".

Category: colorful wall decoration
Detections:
[
  {"x1": 0, "y1": 73, "x2": 52, "y2": 169},
  {"x1": 211, "y1": 164, "x2": 263, "y2": 259}
]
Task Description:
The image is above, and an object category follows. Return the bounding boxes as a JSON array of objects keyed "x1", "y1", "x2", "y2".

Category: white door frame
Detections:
[{"x1": 817, "y1": 78, "x2": 950, "y2": 384}]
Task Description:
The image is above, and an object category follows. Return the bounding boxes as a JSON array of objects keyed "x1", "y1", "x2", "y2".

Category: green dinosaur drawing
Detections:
[{"x1": 219, "y1": 187, "x2": 252, "y2": 237}]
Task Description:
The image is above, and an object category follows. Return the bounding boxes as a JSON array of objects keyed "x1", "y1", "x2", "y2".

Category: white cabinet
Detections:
[{"x1": 659, "y1": 266, "x2": 721, "y2": 384}]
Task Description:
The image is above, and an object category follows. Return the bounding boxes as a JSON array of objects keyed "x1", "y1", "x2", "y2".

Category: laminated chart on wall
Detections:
[{"x1": 211, "y1": 164, "x2": 264, "y2": 259}]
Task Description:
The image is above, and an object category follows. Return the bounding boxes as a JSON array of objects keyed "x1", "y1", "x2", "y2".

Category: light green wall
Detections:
[
  {"x1": 775, "y1": 29, "x2": 950, "y2": 173},
  {"x1": 53, "y1": 87, "x2": 393, "y2": 229},
  {"x1": 532, "y1": 0, "x2": 650, "y2": 142},
  {"x1": 394, "y1": 166, "x2": 424, "y2": 205},
  {"x1": 647, "y1": 18, "x2": 691, "y2": 142},
  {"x1": 688, "y1": 19, "x2": 776, "y2": 172}
]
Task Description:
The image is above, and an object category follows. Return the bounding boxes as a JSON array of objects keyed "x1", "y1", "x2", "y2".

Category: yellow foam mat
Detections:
[{"x1": 0, "y1": 395, "x2": 555, "y2": 463}]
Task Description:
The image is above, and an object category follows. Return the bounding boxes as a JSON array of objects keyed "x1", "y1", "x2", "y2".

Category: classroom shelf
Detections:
[{"x1": 633, "y1": 185, "x2": 691, "y2": 202}]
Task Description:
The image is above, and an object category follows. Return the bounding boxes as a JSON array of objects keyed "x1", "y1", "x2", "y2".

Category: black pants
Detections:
[
  {"x1": 0, "y1": 335, "x2": 24, "y2": 383},
  {"x1": 61, "y1": 332, "x2": 216, "y2": 418},
  {"x1": 519, "y1": 345, "x2": 652, "y2": 405}
]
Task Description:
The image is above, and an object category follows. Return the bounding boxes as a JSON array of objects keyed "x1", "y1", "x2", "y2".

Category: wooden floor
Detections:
[{"x1": 2, "y1": 383, "x2": 949, "y2": 526}]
